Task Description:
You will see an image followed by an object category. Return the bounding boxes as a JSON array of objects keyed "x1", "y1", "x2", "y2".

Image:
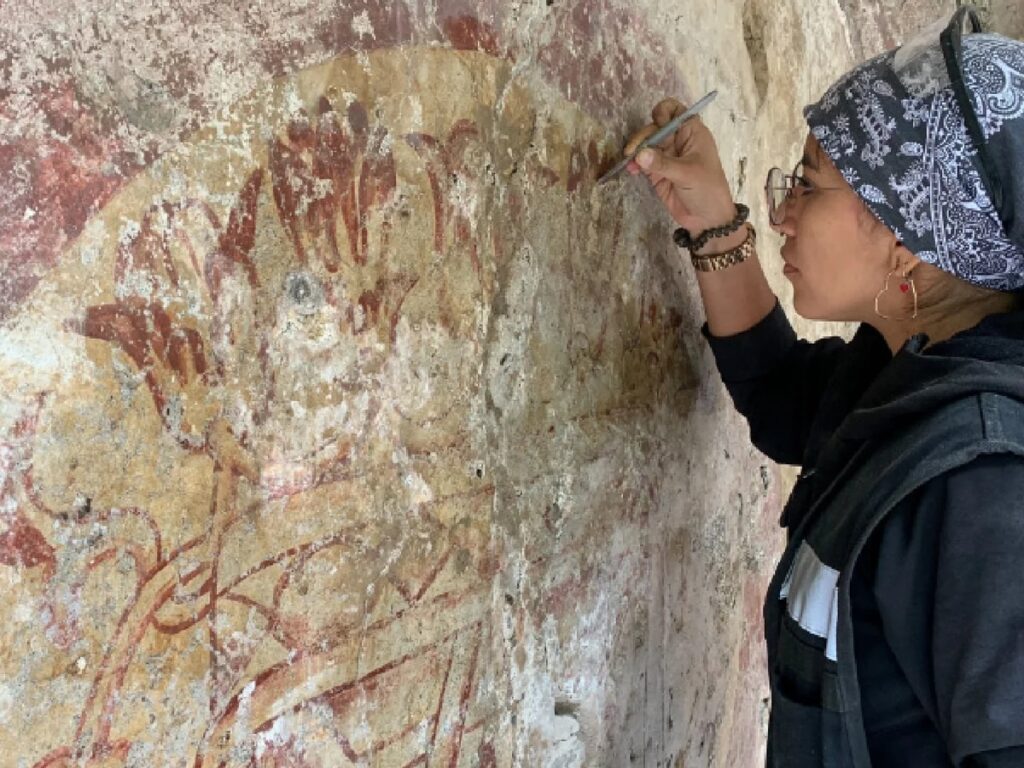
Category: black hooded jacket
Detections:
[{"x1": 701, "y1": 298, "x2": 1024, "y2": 767}]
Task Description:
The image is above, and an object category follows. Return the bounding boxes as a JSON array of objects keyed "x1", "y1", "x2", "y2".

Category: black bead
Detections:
[{"x1": 673, "y1": 203, "x2": 750, "y2": 251}]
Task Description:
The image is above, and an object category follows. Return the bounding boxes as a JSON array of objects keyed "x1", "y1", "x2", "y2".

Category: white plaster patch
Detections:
[
  {"x1": 485, "y1": 243, "x2": 540, "y2": 419},
  {"x1": 351, "y1": 10, "x2": 375, "y2": 40},
  {"x1": 230, "y1": 679, "x2": 258, "y2": 752},
  {"x1": 0, "y1": 683, "x2": 12, "y2": 721},
  {"x1": 12, "y1": 600, "x2": 33, "y2": 623},
  {"x1": 406, "y1": 94, "x2": 424, "y2": 131},
  {"x1": 0, "y1": 315, "x2": 87, "y2": 392},
  {"x1": 77, "y1": 217, "x2": 109, "y2": 267},
  {"x1": 253, "y1": 702, "x2": 290, "y2": 761},
  {"x1": 402, "y1": 470, "x2": 434, "y2": 506},
  {"x1": 255, "y1": 292, "x2": 379, "y2": 476},
  {"x1": 117, "y1": 217, "x2": 142, "y2": 247}
]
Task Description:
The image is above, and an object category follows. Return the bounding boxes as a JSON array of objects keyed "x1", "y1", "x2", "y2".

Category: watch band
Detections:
[{"x1": 690, "y1": 224, "x2": 756, "y2": 272}]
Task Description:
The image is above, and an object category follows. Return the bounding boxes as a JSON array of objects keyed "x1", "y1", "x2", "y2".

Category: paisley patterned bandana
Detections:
[{"x1": 803, "y1": 14, "x2": 1024, "y2": 291}]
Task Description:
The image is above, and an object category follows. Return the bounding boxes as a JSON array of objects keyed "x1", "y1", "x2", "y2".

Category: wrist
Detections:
[
  {"x1": 689, "y1": 224, "x2": 757, "y2": 272},
  {"x1": 692, "y1": 226, "x2": 749, "y2": 256},
  {"x1": 673, "y1": 203, "x2": 749, "y2": 253},
  {"x1": 691, "y1": 202, "x2": 739, "y2": 232}
]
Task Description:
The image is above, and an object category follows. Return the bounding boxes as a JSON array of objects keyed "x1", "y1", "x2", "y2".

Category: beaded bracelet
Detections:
[{"x1": 672, "y1": 203, "x2": 750, "y2": 253}]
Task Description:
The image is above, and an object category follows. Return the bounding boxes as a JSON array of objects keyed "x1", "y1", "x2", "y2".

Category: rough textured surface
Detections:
[
  {"x1": 0, "y1": 2, "x2": 1013, "y2": 766},
  {"x1": 989, "y1": 0, "x2": 1024, "y2": 38}
]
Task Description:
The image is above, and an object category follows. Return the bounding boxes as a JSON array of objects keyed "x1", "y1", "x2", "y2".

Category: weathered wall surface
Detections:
[
  {"x1": 988, "y1": 0, "x2": 1024, "y2": 38},
  {"x1": 0, "y1": 1, "x2": 1011, "y2": 766}
]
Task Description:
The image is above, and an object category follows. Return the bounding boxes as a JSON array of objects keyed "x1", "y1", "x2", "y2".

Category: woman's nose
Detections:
[
  {"x1": 770, "y1": 210, "x2": 796, "y2": 236},
  {"x1": 770, "y1": 198, "x2": 800, "y2": 236}
]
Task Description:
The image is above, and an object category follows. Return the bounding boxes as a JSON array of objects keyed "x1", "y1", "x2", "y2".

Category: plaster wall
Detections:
[{"x1": 0, "y1": 1, "x2": 1013, "y2": 766}]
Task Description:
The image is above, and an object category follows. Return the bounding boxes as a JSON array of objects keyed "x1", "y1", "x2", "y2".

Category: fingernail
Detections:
[{"x1": 636, "y1": 149, "x2": 653, "y2": 169}]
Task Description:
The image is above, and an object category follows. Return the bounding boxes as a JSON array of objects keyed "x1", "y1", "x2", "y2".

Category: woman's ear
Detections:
[{"x1": 893, "y1": 240, "x2": 921, "y2": 275}]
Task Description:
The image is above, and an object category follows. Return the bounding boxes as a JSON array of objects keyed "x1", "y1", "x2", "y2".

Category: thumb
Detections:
[{"x1": 636, "y1": 148, "x2": 684, "y2": 182}]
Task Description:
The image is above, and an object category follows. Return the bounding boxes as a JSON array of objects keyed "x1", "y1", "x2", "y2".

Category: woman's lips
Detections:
[
  {"x1": 780, "y1": 247, "x2": 799, "y2": 275},
  {"x1": 782, "y1": 247, "x2": 798, "y2": 274}
]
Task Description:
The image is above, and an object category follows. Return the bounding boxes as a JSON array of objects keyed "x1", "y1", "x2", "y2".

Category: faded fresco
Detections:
[
  {"x1": 5, "y1": 0, "x2": 986, "y2": 765},
  {"x1": 0, "y1": 30, "x2": 723, "y2": 766}
]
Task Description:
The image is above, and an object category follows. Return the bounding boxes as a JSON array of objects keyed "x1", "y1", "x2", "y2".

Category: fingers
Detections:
[
  {"x1": 623, "y1": 97, "x2": 709, "y2": 176},
  {"x1": 634, "y1": 147, "x2": 688, "y2": 186},
  {"x1": 651, "y1": 176, "x2": 676, "y2": 205},
  {"x1": 625, "y1": 97, "x2": 702, "y2": 155},
  {"x1": 623, "y1": 123, "x2": 660, "y2": 157},
  {"x1": 652, "y1": 98, "x2": 684, "y2": 126}
]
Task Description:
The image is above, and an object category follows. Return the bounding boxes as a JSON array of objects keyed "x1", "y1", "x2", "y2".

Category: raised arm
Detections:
[
  {"x1": 624, "y1": 98, "x2": 847, "y2": 466},
  {"x1": 700, "y1": 299, "x2": 848, "y2": 466}
]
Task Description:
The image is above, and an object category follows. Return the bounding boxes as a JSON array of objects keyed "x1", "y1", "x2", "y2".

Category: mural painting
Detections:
[{"x1": 1, "y1": 44, "x2": 695, "y2": 766}]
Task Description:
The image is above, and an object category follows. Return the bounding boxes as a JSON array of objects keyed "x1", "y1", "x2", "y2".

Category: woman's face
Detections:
[{"x1": 771, "y1": 134, "x2": 914, "y2": 323}]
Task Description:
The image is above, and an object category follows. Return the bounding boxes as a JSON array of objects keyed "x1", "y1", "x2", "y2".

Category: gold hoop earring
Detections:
[{"x1": 874, "y1": 269, "x2": 918, "y2": 320}]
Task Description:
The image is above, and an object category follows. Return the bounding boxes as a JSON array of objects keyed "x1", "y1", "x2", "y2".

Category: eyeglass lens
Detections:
[{"x1": 766, "y1": 167, "x2": 787, "y2": 225}]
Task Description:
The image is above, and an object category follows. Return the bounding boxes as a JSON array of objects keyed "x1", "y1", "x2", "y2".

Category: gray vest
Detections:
[{"x1": 764, "y1": 391, "x2": 1024, "y2": 767}]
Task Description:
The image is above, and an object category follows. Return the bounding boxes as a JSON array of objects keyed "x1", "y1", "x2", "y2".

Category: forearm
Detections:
[{"x1": 690, "y1": 227, "x2": 778, "y2": 338}]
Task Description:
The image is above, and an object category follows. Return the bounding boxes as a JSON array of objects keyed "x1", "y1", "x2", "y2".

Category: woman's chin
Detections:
[{"x1": 791, "y1": 289, "x2": 820, "y2": 321}]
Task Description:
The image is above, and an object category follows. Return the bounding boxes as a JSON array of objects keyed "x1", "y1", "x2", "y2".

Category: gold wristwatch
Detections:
[{"x1": 689, "y1": 224, "x2": 756, "y2": 272}]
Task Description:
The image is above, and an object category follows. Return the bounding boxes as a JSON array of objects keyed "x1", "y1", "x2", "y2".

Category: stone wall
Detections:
[{"x1": 0, "y1": 2, "x2": 1014, "y2": 766}]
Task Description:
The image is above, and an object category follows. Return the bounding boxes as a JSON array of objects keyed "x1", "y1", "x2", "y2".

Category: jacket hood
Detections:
[{"x1": 839, "y1": 308, "x2": 1024, "y2": 441}]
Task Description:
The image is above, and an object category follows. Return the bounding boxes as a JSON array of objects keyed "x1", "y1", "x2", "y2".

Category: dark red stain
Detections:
[
  {"x1": 536, "y1": 0, "x2": 684, "y2": 122},
  {"x1": 114, "y1": 201, "x2": 182, "y2": 296},
  {"x1": 67, "y1": 298, "x2": 212, "y2": 451},
  {"x1": 0, "y1": 396, "x2": 56, "y2": 579},
  {"x1": 244, "y1": 735, "x2": 315, "y2": 767},
  {"x1": 311, "y1": 98, "x2": 356, "y2": 271},
  {"x1": 443, "y1": 15, "x2": 503, "y2": 57},
  {"x1": 82, "y1": 164, "x2": 265, "y2": 434},
  {"x1": 309, "y1": 1, "x2": 418, "y2": 76},
  {"x1": 2, "y1": 3, "x2": 679, "y2": 323},
  {"x1": 206, "y1": 168, "x2": 263, "y2": 300},
  {"x1": 70, "y1": 299, "x2": 207, "y2": 386},
  {"x1": 405, "y1": 119, "x2": 485, "y2": 282},
  {"x1": 477, "y1": 742, "x2": 498, "y2": 767},
  {"x1": 357, "y1": 126, "x2": 397, "y2": 265},
  {"x1": 0, "y1": 514, "x2": 55, "y2": 575},
  {"x1": 270, "y1": 99, "x2": 396, "y2": 271},
  {"x1": 567, "y1": 139, "x2": 618, "y2": 190},
  {"x1": 270, "y1": 121, "x2": 322, "y2": 267},
  {"x1": 357, "y1": 287, "x2": 382, "y2": 325},
  {"x1": 0, "y1": 82, "x2": 145, "y2": 324}
]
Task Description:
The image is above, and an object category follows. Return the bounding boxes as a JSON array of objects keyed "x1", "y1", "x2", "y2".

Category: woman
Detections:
[{"x1": 624, "y1": 8, "x2": 1024, "y2": 767}]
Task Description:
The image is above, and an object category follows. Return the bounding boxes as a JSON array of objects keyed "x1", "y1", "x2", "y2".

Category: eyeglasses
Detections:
[
  {"x1": 765, "y1": 158, "x2": 851, "y2": 225},
  {"x1": 765, "y1": 164, "x2": 805, "y2": 226},
  {"x1": 764, "y1": 163, "x2": 812, "y2": 226}
]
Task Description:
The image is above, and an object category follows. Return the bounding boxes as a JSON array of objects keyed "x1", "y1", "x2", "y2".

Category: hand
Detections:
[{"x1": 624, "y1": 98, "x2": 737, "y2": 234}]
